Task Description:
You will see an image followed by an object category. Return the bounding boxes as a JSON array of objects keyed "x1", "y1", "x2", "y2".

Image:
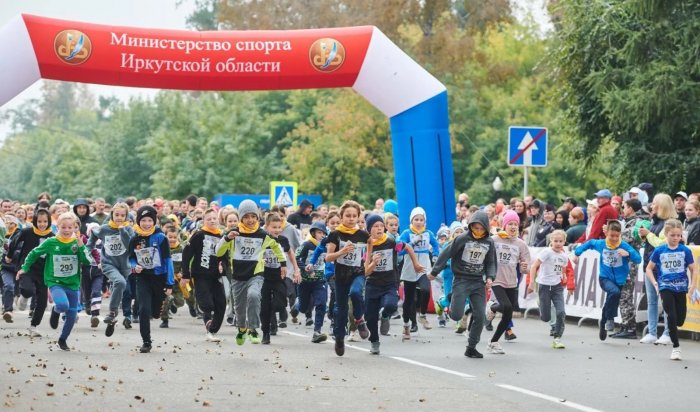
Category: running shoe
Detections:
[
  {"x1": 50, "y1": 307, "x2": 60, "y2": 330},
  {"x1": 465, "y1": 347, "x2": 483, "y2": 358},
  {"x1": 670, "y1": 348, "x2": 682, "y2": 360},
  {"x1": 27, "y1": 326, "x2": 42, "y2": 338},
  {"x1": 370, "y1": 341, "x2": 380, "y2": 355},
  {"x1": 380, "y1": 316, "x2": 391, "y2": 335},
  {"x1": 236, "y1": 328, "x2": 247, "y2": 346},
  {"x1": 312, "y1": 331, "x2": 328, "y2": 343},
  {"x1": 552, "y1": 338, "x2": 566, "y2": 349},
  {"x1": 248, "y1": 329, "x2": 261, "y2": 344},
  {"x1": 57, "y1": 338, "x2": 70, "y2": 351},
  {"x1": 356, "y1": 318, "x2": 370, "y2": 339},
  {"x1": 488, "y1": 342, "x2": 505, "y2": 354}
]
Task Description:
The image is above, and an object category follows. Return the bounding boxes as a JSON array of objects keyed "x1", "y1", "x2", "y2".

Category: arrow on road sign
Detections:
[{"x1": 509, "y1": 128, "x2": 546, "y2": 165}]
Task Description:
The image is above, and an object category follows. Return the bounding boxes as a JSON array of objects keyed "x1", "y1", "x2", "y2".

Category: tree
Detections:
[{"x1": 551, "y1": 0, "x2": 700, "y2": 193}]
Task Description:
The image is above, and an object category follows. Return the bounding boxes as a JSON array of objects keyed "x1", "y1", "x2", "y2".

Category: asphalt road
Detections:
[{"x1": 1, "y1": 308, "x2": 698, "y2": 411}]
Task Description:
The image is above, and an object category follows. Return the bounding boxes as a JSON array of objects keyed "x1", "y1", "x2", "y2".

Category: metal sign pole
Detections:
[{"x1": 523, "y1": 166, "x2": 528, "y2": 199}]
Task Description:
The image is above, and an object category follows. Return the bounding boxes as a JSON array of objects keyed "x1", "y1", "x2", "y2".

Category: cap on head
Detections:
[
  {"x1": 594, "y1": 189, "x2": 612, "y2": 198},
  {"x1": 365, "y1": 214, "x2": 384, "y2": 232},
  {"x1": 502, "y1": 210, "x2": 520, "y2": 227},
  {"x1": 238, "y1": 199, "x2": 259, "y2": 218},
  {"x1": 675, "y1": 191, "x2": 688, "y2": 200},
  {"x1": 136, "y1": 206, "x2": 157, "y2": 225},
  {"x1": 409, "y1": 207, "x2": 426, "y2": 223}
]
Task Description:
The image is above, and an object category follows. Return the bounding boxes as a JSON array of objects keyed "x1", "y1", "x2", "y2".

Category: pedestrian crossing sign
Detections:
[{"x1": 270, "y1": 181, "x2": 298, "y2": 208}]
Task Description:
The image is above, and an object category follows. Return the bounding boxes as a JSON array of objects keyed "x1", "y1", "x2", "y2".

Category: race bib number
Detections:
[
  {"x1": 602, "y1": 249, "x2": 623, "y2": 268},
  {"x1": 337, "y1": 241, "x2": 365, "y2": 267},
  {"x1": 171, "y1": 252, "x2": 182, "y2": 263},
  {"x1": 373, "y1": 249, "x2": 394, "y2": 272},
  {"x1": 202, "y1": 235, "x2": 218, "y2": 257},
  {"x1": 659, "y1": 252, "x2": 685, "y2": 274},
  {"x1": 461, "y1": 242, "x2": 489, "y2": 265},
  {"x1": 135, "y1": 247, "x2": 161, "y2": 269},
  {"x1": 495, "y1": 243, "x2": 518, "y2": 266},
  {"x1": 263, "y1": 249, "x2": 281, "y2": 268},
  {"x1": 233, "y1": 237, "x2": 263, "y2": 261},
  {"x1": 552, "y1": 256, "x2": 568, "y2": 275},
  {"x1": 104, "y1": 234, "x2": 125, "y2": 257},
  {"x1": 53, "y1": 255, "x2": 78, "y2": 277},
  {"x1": 410, "y1": 233, "x2": 430, "y2": 252},
  {"x1": 306, "y1": 253, "x2": 325, "y2": 271}
]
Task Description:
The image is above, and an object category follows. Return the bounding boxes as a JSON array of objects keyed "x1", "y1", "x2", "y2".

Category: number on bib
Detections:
[
  {"x1": 104, "y1": 234, "x2": 125, "y2": 257},
  {"x1": 52, "y1": 255, "x2": 78, "y2": 277}
]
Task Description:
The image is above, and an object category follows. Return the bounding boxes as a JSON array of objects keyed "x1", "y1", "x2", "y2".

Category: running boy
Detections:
[
  {"x1": 575, "y1": 220, "x2": 641, "y2": 341},
  {"x1": 298, "y1": 221, "x2": 331, "y2": 343}
]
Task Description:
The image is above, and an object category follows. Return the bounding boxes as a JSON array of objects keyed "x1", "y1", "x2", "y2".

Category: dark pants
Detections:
[
  {"x1": 125, "y1": 274, "x2": 136, "y2": 318},
  {"x1": 80, "y1": 266, "x2": 103, "y2": 316},
  {"x1": 660, "y1": 290, "x2": 687, "y2": 348},
  {"x1": 490, "y1": 285, "x2": 518, "y2": 342},
  {"x1": 194, "y1": 275, "x2": 226, "y2": 334},
  {"x1": 365, "y1": 283, "x2": 399, "y2": 343},
  {"x1": 135, "y1": 273, "x2": 166, "y2": 344},
  {"x1": 599, "y1": 278, "x2": 623, "y2": 325},
  {"x1": 19, "y1": 273, "x2": 47, "y2": 327},
  {"x1": 261, "y1": 278, "x2": 288, "y2": 334},
  {"x1": 298, "y1": 280, "x2": 328, "y2": 332},
  {"x1": 333, "y1": 275, "x2": 365, "y2": 340},
  {"x1": 402, "y1": 274, "x2": 430, "y2": 325}
]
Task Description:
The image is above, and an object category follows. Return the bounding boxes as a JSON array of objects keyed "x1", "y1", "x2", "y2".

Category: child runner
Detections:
[
  {"x1": 260, "y1": 212, "x2": 296, "y2": 344},
  {"x1": 399, "y1": 207, "x2": 440, "y2": 331},
  {"x1": 1, "y1": 215, "x2": 20, "y2": 322},
  {"x1": 161, "y1": 226, "x2": 186, "y2": 328},
  {"x1": 309, "y1": 211, "x2": 340, "y2": 333},
  {"x1": 487, "y1": 211, "x2": 530, "y2": 354},
  {"x1": 10, "y1": 209, "x2": 54, "y2": 336},
  {"x1": 298, "y1": 221, "x2": 331, "y2": 343},
  {"x1": 325, "y1": 200, "x2": 370, "y2": 356},
  {"x1": 575, "y1": 220, "x2": 641, "y2": 341},
  {"x1": 432, "y1": 211, "x2": 496, "y2": 358},
  {"x1": 181, "y1": 209, "x2": 225, "y2": 342},
  {"x1": 646, "y1": 219, "x2": 697, "y2": 360},
  {"x1": 222, "y1": 210, "x2": 238, "y2": 325},
  {"x1": 527, "y1": 230, "x2": 569, "y2": 349},
  {"x1": 17, "y1": 212, "x2": 92, "y2": 351},
  {"x1": 216, "y1": 199, "x2": 287, "y2": 345},
  {"x1": 81, "y1": 223, "x2": 104, "y2": 327},
  {"x1": 364, "y1": 214, "x2": 423, "y2": 354},
  {"x1": 86, "y1": 202, "x2": 135, "y2": 336},
  {"x1": 128, "y1": 206, "x2": 175, "y2": 353}
]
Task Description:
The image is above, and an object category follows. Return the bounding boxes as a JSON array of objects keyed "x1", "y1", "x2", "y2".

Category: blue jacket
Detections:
[
  {"x1": 398, "y1": 228, "x2": 440, "y2": 257},
  {"x1": 309, "y1": 237, "x2": 335, "y2": 279},
  {"x1": 575, "y1": 239, "x2": 641, "y2": 285},
  {"x1": 128, "y1": 229, "x2": 175, "y2": 286}
]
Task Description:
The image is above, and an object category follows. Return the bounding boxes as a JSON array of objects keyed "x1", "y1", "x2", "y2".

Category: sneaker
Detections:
[
  {"x1": 248, "y1": 329, "x2": 261, "y2": 344},
  {"x1": 356, "y1": 318, "x2": 370, "y2": 339},
  {"x1": 236, "y1": 328, "x2": 247, "y2": 346},
  {"x1": 104, "y1": 312, "x2": 117, "y2": 337},
  {"x1": 28, "y1": 310, "x2": 34, "y2": 318},
  {"x1": 50, "y1": 308, "x2": 60, "y2": 330},
  {"x1": 639, "y1": 334, "x2": 657, "y2": 344},
  {"x1": 488, "y1": 342, "x2": 505, "y2": 354},
  {"x1": 103, "y1": 311, "x2": 116, "y2": 324},
  {"x1": 670, "y1": 348, "x2": 682, "y2": 361},
  {"x1": 419, "y1": 316, "x2": 432, "y2": 330},
  {"x1": 605, "y1": 320, "x2": 615, "y2": 331},
  {"x1": 486, "y1": 303, "x2": 496, "y2": 322},
  {"x1": 170, "y1": 302, "x2": 178, "y2": 314},
  {"x1": 305, "y1": 317, "x2": 314, "y2": 327},
  {"x1": 57, "y1": 338, "x2": 70, "y2": 351},
  {"x1": 159, "y1": 320, "x2": 169, "y2": 328},
  {"x1": 262, "y1": 332, "x2": 271, "y2": 344},
  {"x1": 370, "y1": 341, "x2": 380, "y2": 355},
  {"x1": 188, "y1": 305, "x2": 197, "y2": 318},
  {"x1": 90, "y1": 316, "x2": 100, "y2": 328},
  {"x1": 334, "y1": 339, "x2": 345, "y2": 356},
  {"x1": 380, "y1": 316, "x2": 391, "y2": 336},
  {"x1": 132, "y1": 315, "x2": 140, "y2": 324},
  {"x1": 348, "y1": 330, "x2": 361, "y2": 342},
  {"x1": 655, "y1": 335, "x2": 672, "y2": 345},
  {"x1": 612, "y1": 330, "x2": 637, "y2": 339},
  {"x1": 391, "y1": 313, "x2": 401, "y2": 320},
  {"x1": 455, "y1": 315, "x2": 467, "y2": 334},
  {"x1": 485, "y1": 319, "x2": 494, "y2": 331},
  {"x1": 465, "y1": 347, "x2": 483, "y2": 358},
  {"x1": 226, "y1": 316, "x2": 234, "y2": 326},
  {"x1": 2, "y1": 311, "x2": 13, "y2": 323},
  {"x1": 438, "y1": 319, "x2": 446, "y2": 328},
  {"x1": 552, "y1": 338, "x2": 566, "y2": 349},
  {"x1": 206, "y1": 332, "x2": 221, "y2": 342},
  {"x1": 435, "y1": 301, "x2": 443, "y2": 316},
  {"x1": 290, "y1": 308, "x2": 299, "y2": 323},
  {"x1": 123, "y1": 317, "x2": 132, "y2": 329},
  {"x1": 270, "y1": 323, "x2": 278, "y2": 336},
  {"x1": 18, "y1": 297, "x2": 28, "y2": 311},
  {"x1": 400, "y1": 325, "x2": 410, "y2": 341},
  {"x1": 278, "y1": 321, "x2": 287, "y2": 329},
  {"x1": 410, "y1": 323, "x2": 418, "y2": 333},
  {"x1": 312, "y1": 331, "x2": 327, "y2": 343},
  {"x1": 599, "y1": 322, "x2": 607, "y2": 341},
  {"x1": 505, "y1": 329, "x2": 517, "y2": 341},
  {"x1": 28, "y1": 326, "x2": 42, "y2": 338},
  {"x1": 139, "y1": 342, "x2": 152, "y2": 353}
]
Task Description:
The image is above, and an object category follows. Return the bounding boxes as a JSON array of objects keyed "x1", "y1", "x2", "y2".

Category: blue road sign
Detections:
[{"x1": 508, "y1": 126, "x2": 548, "y2": 167}]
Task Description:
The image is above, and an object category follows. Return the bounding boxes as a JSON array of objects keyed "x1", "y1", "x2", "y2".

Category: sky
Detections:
[{"x1": 0, "y1": 0, "x2": 552, "y2": 141}]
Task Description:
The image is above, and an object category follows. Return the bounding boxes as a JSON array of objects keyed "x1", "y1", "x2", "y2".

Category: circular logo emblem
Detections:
[
  {"x1": 54, "y1": 29, "x2": 92, "y2": 65},
  {"x1": 309, "y1": 38, "x2": 345, "y2": 73}
]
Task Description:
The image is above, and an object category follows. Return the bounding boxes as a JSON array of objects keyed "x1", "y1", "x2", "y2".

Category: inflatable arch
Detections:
[{"x1": 0, "y1": 15, "x2": 456, "y2": 231}]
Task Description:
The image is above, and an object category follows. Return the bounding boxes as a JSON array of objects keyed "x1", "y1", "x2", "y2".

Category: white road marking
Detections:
[
  {"x1": 390, "y1": 356, "x2": 475, "y2": 379},
  {"x1": 497, "y1": 384, "x2": 604, "y2": 412}
]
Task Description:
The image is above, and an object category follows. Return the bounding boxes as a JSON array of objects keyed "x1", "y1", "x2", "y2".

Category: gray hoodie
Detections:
[
  {"x1": 86, "y1": 223, "x2": 135, "y2": 270},
  {"x1": 431, "y1": 211, "x2": 496, "y2": 280}
]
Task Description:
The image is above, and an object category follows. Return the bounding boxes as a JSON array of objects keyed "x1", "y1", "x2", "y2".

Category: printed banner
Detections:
[{"x1": 680, "y1": 246, "x2": 700, "y2": 332}]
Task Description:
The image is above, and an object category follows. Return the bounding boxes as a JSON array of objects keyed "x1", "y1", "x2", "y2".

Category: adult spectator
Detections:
[
  {"x1": 455, "y1": 193, "x2": 470, "y2": 216},
  {"x1": 685, "y1": 200, "x2": 700, "y2": 245},
  {"x1": 525, "y1": 199, "x2": 544, "y2": 246},
  {"x1": 523, "y1": 195, "x2": 534, "y2": 208},
  {"x1": 611, "y1": 195, "x2": 623, "y2": 219},
  {"x1": 560, "y1": 197, "x2": 578, "y2": 212},
  {"x1": 197, "y1": 197, "x2": 208, "y2": 211},
  {"x1": 576, "y1": 189, "x2": 618, "y2": 242},
  {"x1": 1, "y1": 199, "x2": 13, "y2": 214},
  {"x1": 125, "y1": 196, "x2": 138, "y2": 212},
  {"x1": 566, "y1": 207, "x2": 586, "y2": 245},
  {"x1": 372, "y1": 198, "x2": 384, "y2": 215},
  {"x1": 532, "y1": 204, "x2": 556, "y2": 247},
  {"x1": 674, "y1": 191, "x2": 687, "y2": 223},
  {"x1": 36, "y1": 192, "x2": 51, "y2": 203},
  {"x1": 554, "y1": 209, "x2": 570, "y2": 231},
  {"x1": 317, "y1": 204, "x2": 329, "y2": 220},
  {"x1": 513, "y1": 198, "x2": 528, "y2": 234},
  {"x1": 583, "y1": 199, "x2": 598, "y2": 240},
  {"x1": 287, "y1": 199, "x2": 314, "y2": 230},
  {"x1": 91, "y1": 197, "x2": 109, "y2": 225}
]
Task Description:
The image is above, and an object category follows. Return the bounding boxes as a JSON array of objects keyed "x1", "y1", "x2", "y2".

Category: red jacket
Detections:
[{"x1": 576, "y1": 202, "x2": 618, "y2": 243}]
